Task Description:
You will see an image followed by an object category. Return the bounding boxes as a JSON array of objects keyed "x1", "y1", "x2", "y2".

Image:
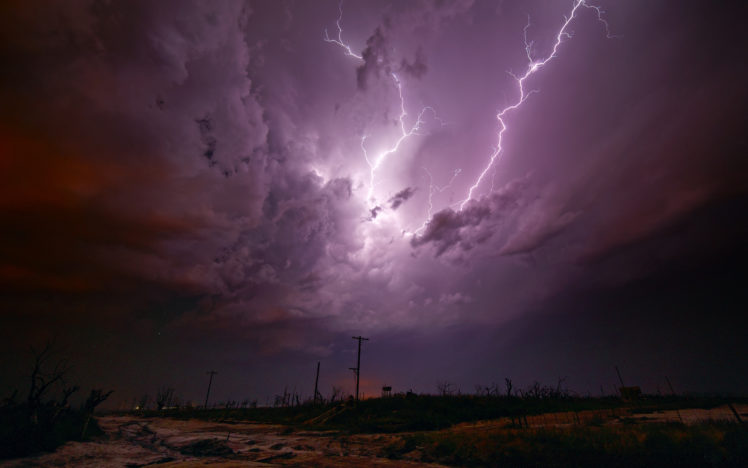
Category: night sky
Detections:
[{"x1": 1, "y1": 0, "x2": 747, "y2": 408}]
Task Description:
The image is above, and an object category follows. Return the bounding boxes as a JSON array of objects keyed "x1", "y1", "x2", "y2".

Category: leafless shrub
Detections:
[
  {"x1": 27, "y1": 341, "x2": 75, "y2": 424},
  {"x1": 81, "y1": 389, "x2": 113, "y2": 438},
  {"x1": 517, "y1": 378, "x2": 570, "y2": 399},
  {"x1": 475, "y1": 382, "x2": 502, "y2": 397},
  {"x1": 436, "y1": 381, "x2": 455, "y2": 396},
  {"x1": 330, "y1": 386, "x2": 344, "y2": 403},
  {"x1": 137, "y1": 394, "x2": 150, "y2": 410},
  {"x1": 156, "y1": 387, "x2": 175, "y2": 410}
]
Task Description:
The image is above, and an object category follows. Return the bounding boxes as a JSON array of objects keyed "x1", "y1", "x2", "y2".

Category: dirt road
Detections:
[
  {"x1": 0, "y1": 415, "x2": 446, "y2": 467},
  {"x1": 2, "y1": 404, "x2": 744, "y2": 467}
]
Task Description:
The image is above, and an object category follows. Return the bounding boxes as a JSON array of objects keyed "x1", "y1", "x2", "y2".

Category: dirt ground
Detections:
[
  {"x1": 0, "y1": 415, "x2": 446, "y2": 467},
  {"x1": 2, "y1": 404, "x2": 745, "y2": 467}
]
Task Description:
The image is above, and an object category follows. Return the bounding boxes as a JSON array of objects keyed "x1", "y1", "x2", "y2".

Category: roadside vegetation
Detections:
[
  {"x1": 0, "y1": 343, "x2": 112, "y2": 459},
  {"x1": 130, "y1": 391, "x2": 746, "y2": 434},
  {"x1": 5, "y1": 366, "x2": 746, "y2": 466},
  {"x1": 118, "y1": 380, "x2": 747, "y2": 466},
  {"x1": 383, "y1": 422, "x2": 748, "y2": 467}
]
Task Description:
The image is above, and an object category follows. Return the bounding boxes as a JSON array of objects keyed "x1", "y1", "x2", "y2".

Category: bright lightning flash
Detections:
[
  {"x1": 325, "y1": 0, "x2": 614, "y2": 236},
  {"x1": 413, "y1": 167, "x2": 462, "y2": 234},
  {"x1": 458, "y1": 0, "x2": 614, "y2": 210},
  {"x1": 324, "y1": 2, "x2": 442, "y2": 211},
  {"x1": 323, "y1": 1, "x2": 362, "y2": 60},
  {"x1": 361, "y1": 74, "x2": 439, "y2": 204}
]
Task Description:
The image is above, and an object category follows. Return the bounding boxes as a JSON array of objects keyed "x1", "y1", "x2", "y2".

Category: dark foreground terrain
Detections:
[{"x1": 2, "y1": 396, "x2": 747, "y2": 467}]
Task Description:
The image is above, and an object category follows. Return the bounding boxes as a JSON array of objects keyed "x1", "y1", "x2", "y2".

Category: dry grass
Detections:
[{"x1": 383, "y1": 421, "x2": 748, "y2": 467}]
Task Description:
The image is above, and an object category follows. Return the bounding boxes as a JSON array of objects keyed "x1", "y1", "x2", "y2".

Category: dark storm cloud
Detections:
[
  {"x1": 212, "y1": 173, "x2": 354, "y2": 299},
  {"x1": 411, "y1": 175, "x2": 529, "y2": 259},
  {"x1": 389, "y1": 187, "x2": 416, "y2": 210},
  {"x1": 399, "y1": 47, "x2": 428, "y2": 79},
  {"x1": 412, "y1": 204, "x2": 490, "y2": 257},
  {"x1": 355, "y1": 0, "x2": 473, "y2": 89},
  {"x1": 2, "y1": 0, "x2": 747, "y2": 405},
  {"x1": 356, "y1": 27, "x2": 391, "y2": 90},
  {"x1": 0, "y1": 0, "x2": 270, "y2": 296}
]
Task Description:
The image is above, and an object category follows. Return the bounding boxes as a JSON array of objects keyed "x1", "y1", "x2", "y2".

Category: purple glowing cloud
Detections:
[{"x1": 1, "y1": 0, "x2": 746, "y2": 401}]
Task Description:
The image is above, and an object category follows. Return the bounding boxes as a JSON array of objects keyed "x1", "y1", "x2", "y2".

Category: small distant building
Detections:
[
  {"x1": 382, "y1": 385, "x2": 392, "y2": 398},
  {"x1": 619, "y1": 386, "x2": 642, "y2": 401}
]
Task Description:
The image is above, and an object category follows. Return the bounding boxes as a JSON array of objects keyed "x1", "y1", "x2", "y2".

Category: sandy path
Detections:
[
  {"x1": 2, "y1": 404, "x2": 744, "y2": 467},
  {"x1": 0, "y1": 415, "x2": 447, "y2": 467}
]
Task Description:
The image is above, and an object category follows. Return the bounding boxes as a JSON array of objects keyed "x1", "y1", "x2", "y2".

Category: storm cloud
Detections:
[{"x1": 1, "y1": 0, "x2": 747, "y2": 404}]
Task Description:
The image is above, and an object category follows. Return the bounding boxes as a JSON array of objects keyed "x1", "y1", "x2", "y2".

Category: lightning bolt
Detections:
[
  {"x1": 324, "y1": 0, "x2": 614, "y2": 234},
  {"x1": 324, "y1": 3, "x2": 442, "y2": 209},
  {"x1": 361, "y1": 74, "x2": 439, "y2": 204},
  {"x1": 413, "y1": 167, "x2": 462, "y2": 234},
  {"x1": 458, "y1": 0, "x2": 615, "y2": 210},
  {"x1": 323, "y1": 1, "x2": 363, "y2": 60}
]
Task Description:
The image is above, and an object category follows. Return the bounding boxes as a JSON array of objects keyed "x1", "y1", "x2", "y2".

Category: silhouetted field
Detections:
[
  {"x1": 112, "y1": 394, "x2": 747, "y2": 466},
  {"x1": 384, "y1": 421, "x2": 748, "y2": 467},
  {"x1": 129, "y1": 394, "x2": 747, "y2": 433},
  {"x1": 0, "y1": 401, "x2": 105, "y2": 459},
  {"x1": 0, "y1": 343, "x2": 113, "y2": 460},
  {"x1": 4, "y1": 393, "x2": 746, "y2": 466}
]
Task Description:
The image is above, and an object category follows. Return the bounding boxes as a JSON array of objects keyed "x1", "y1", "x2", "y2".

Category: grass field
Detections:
[
  {"x1": 383, "y1": 421, "x2": 748, "y2": 467},
  {"x1": 107, "y1": 394, "x2": 748, "y2": 466},
  {"x1": 131, "y1": 394, "x2": 747, "y2": 433},
  {"x1": 6, "y1": 393, "x2": 746, "y2": 465}
]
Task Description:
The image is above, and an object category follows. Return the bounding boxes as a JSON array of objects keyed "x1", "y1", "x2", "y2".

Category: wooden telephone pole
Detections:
[
  {"x1": 313, "y1": 361, "x2": 321, "y2": 404},
  {"x1": 204, "y1": 370, "x2": 217, "y2": 409},
  {"x1": 614, "y1": 365, "x2": 625, "y2": 388},
  {"x1": 350, "y1": 336, "x2": 369, "y2": 401}
]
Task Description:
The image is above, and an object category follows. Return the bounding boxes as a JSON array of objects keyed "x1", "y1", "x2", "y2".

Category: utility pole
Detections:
[
  {"x1": 313, "y1": 361, "x2": 321, "y2": 405},
  {"x1": 614, "y1": 365, "x2": 625, "y2": 388},
  {"x1": 665, "y1": 376, "x2": 683, "y2": 422},
  {"x1": 350, "y1": 336, "x2": 369, "y2": 401},
  {"x1": 204, "y1": 370, "x2": 218, "y2": 409}
]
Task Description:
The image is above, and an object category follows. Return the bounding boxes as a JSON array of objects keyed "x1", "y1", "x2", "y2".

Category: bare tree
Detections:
[
  {"x1": 505, "y1": 378, "x2": 513, "y2": 398},
  {"x1": 26, "y1": 341, "x2": 74, "y2": 424},
  {"x1": 137, "y1": 393, "x2": 150, "y2": 410},
  {"x1": 552, "y1": 377, "x2": 569, "y2": 399},
  {"x1": 523, "y1": 381, "x2": 543, "y2": 399},
  {"x1": 156, "y1": 387, "x2": 175, "y2": 410},
  {"x1": 436, "y1": 381, "x2": 455, "y2": 396},
  {"x1": 50, "y1": 385, "x2": 80, "y2": 425},
  {"x1": 81, "y1": 389, "x2": 114, "y2": 438},
  {"x1": 273, "y1": 387, "x2": 292, "y2": 407},
  {"x1": 516, "y1": 380, "x2": 569, "y2": 399},
  {"x1": 330, "y1": 386, "x2": 343, "y2": 404},
  {"x1": 475, "y1": 383, "x2": 500, "y2": 397},
  {"x1": 238, "y1": 398, "x2": 257, "y2": 409}
]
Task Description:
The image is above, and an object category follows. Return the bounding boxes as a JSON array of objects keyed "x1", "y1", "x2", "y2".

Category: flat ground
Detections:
[
  {"x1": 0, "y1": 415, "x2": 445, "y2": 467},
  {"x1": 1, "y1": 404, "x2": 745, "y2": 467}
]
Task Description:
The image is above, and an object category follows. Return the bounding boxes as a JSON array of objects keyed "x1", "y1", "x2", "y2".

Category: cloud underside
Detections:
[{"x1": 0, "y1": 0, "x2": 745, "y2": 356}]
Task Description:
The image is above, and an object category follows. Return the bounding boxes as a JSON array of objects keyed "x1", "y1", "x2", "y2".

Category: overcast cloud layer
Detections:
[{"x1": 1, "y1": 0, "x2": 747, "y2": 405}]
